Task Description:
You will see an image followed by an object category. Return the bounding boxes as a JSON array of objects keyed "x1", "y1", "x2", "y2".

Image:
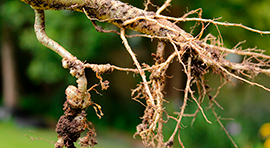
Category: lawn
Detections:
[{"x1": 0, "y1": 120, "x2": 143, "y2": 148}]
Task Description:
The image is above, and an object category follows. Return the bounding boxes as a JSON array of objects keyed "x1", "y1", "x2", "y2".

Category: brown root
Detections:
[{"x1": 21, "y1": 0, "x2": 270, "y2": 147}]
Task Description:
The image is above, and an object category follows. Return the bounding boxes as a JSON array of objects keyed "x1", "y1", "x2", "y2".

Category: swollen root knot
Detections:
[
  {"x1": 55, "y1": 111, "x2": 89, "y2": 148},
  {"x1": 62, "y1": 58, "x2": 85, "y2": 78},
  {"x1": 86, "y1": 63, "x2": 114, "y2": 74},
  {"x1": 66, "y1": 85, "x2": 91, "y2": 109}
]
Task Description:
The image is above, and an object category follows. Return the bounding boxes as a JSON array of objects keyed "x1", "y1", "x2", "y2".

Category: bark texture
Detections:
[
  {"x1": 19, "y1": 0, "x2": 270, "y2": 148},
  {"x1": 21, "y1": 0, "x2": 192, "y2": 42}
]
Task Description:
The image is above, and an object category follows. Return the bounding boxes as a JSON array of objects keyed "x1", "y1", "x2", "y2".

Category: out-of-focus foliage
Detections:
[
  {"x1": 173, "y1": 0, "x2": 270, "y2": 51},
  {"x1": 259, "y1": 123, "x2": 270, "y2": 148},
  {"x1": 1, "y1": 0, "x2": 270, "y2": 147}
]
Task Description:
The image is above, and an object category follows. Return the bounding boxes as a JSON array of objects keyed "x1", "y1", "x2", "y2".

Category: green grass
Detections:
[
  {"x1": 0, "y1": 120, "x2": 56, "y2": 148},
  {"x1": 0, "y1": 120, "x2": 143, "y2": 148}
]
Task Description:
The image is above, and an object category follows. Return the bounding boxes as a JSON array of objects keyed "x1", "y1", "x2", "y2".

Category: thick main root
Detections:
[{"x1": 20, "y1": 0, "x2": 270, "y2": 147}]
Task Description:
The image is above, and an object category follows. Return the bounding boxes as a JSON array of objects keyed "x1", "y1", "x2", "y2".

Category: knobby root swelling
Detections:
[{"x1": 20, "y1": 0, "x2": 270, "y2": 147}]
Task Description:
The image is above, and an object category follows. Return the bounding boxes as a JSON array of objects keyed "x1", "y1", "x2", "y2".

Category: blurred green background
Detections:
[{"x1": 1, "y1": 0, "x2": 270, "y2": 147}]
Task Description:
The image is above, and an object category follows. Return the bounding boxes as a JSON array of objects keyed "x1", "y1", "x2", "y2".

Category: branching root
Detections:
[{"x1": 21, "y1": 0, "x2": 270, "y2": 147}]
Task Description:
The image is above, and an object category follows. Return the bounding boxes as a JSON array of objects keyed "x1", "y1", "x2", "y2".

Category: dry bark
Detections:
[{"x1": 20, "y1": 0, "x2": 270, "y2": 147}]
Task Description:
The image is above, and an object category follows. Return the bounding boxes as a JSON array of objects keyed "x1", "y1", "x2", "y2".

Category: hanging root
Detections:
[{"x1": 20, "y1": 0, "x2": 270, "y2": 147}]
